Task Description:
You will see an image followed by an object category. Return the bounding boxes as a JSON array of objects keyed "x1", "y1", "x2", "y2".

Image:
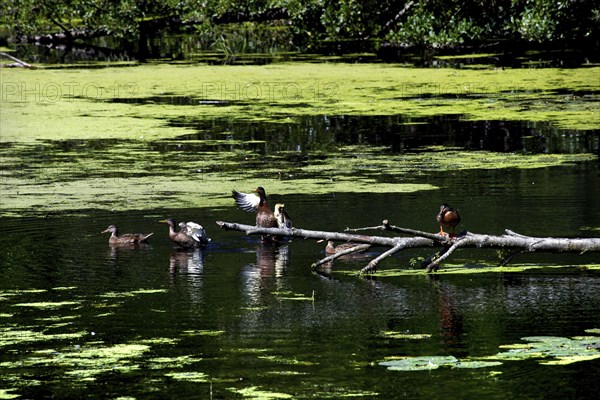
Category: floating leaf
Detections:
[
  {"x1": 380, "y1": 356, "x2": 459, "y2": 371},
  {"x1": 487, "y1": 335, "x2": 600, "y2": 364},
  {"x1": 452, "y1": 360, "x2": 503, "y2": 369}
]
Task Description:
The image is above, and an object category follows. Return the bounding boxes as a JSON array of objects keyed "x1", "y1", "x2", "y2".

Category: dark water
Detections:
[
  {"x1": 2, "y1": 162, "x2": 600, "y2": 399},
  {"x1": 2, "y1": 103, "x2": 600, "y2": 399}
]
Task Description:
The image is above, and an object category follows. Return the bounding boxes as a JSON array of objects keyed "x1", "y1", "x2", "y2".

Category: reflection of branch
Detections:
[{"x1": 217, "y1": 221, "x2": 600, "y2": 273}]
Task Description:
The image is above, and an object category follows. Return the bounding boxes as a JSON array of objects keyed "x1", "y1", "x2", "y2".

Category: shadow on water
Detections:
[{"x1": 158, "y1": 114, "x2": 599, "y2": 155}]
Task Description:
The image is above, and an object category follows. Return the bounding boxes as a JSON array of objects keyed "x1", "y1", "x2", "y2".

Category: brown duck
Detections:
[
  {"x1": 159, "y1": 218, "x2": 210, "y2": 248},
  {"x1": 232, "y1": 186, "x2": 278, "y2": 228},
  {"x1": 233, "y1": 186, "x2": 280, "y2": 242},
  {"x1": 326, "y1": 240, "x2": 357, "y2": 254},
  {"x1": 436, "y1": 203, "x2": 461, "y2": 237},
  {"x1": 319, "y1": 240, "x2": 364, "y2": 255},
  {"x1": 101, "y1": 225, "x2": 153, "y2": 245}
]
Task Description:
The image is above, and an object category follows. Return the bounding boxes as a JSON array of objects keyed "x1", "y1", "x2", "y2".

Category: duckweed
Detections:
[
  {"x1": 164, "y1": 371, "x2": 210, "y2": 382},
  {"x1": 1, "y1": 63, "x2": 597, "y2": 215},
  {"x1": 379, "y1": 331, "x2": 432, "y2": 340},
  {"x1": 12, "y1": 301, "x2": 80, "y2": 309},
  {"x1": 228, "y1": 386, "x2": 293, "y2": 399}
]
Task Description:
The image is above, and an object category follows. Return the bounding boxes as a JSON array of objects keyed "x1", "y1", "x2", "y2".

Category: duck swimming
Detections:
[
  {"x1": 101, "y1": 225, "x2": 153, "y2": 245},
  {"x1": 320, "y1": 240, "x2": 363, "y2": 255}
]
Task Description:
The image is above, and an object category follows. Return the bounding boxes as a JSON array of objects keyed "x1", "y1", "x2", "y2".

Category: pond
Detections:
[{"x1": 1, "y1": 61, "x2": 600, "y2": 399}]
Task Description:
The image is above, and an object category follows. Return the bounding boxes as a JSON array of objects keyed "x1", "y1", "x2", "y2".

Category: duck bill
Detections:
[{"x1": 158, "y1": 219, "x2": 168, "y2": 224}]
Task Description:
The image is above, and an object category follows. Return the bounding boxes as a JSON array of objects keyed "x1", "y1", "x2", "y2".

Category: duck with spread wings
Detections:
[{"x1": 233, "y1": 186, "x2": 289, "y2": 242}]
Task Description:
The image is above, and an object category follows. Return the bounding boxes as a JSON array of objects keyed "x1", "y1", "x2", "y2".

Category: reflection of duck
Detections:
[
  {"x1": 274, "y1": 203, "x2": 292, "y2": 229},
  {"x1": 436, "y1": 204, "x2": 461, "y2": 237},
  {"x1": 169, "y1": 248, "x2": 205, "y2": 275},
  {"x1": 101, "y1": 225, "x2": 153, "y2": 245},
  {"x1": 160, "y1": 218, "x2": 210, "y2": 248}
]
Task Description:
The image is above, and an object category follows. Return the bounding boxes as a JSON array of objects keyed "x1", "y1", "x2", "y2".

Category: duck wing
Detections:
[
  {"x1": 232, "y1": 190, "x2": 260, "y2": 213},
  {"x1": 185, "y1": 222, "x2": 210, "y2": 244}
]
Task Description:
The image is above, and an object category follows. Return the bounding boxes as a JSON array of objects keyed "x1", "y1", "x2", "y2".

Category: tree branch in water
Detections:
[{"x1": 216, "y1": 220, "x2": 600, "y2": 274}]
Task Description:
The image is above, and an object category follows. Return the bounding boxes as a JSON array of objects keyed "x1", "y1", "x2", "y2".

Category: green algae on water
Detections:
[
  {"x1": 0, "y1": 389, "x2": 20, "y2": 400},
  {"x1": 12, "y1": 301, "x2": 80, "y2": 309},
  {"x1": 165, "y1": 371, "x2": 210, "y2": 383},
  {"x1": 1, "y1": 63, "x2": 597, "y2": 216},
  {"x1": 228, "y1": 386, "x2": 293, "y2": 399},
  {"x1": 379, "y1": 331, "x2": 432, "y2": 340}
]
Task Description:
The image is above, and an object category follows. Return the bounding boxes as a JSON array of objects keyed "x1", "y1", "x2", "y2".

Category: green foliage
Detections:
[{"x1": 0, "y1": 0, "x2": 598, "y2": 49}]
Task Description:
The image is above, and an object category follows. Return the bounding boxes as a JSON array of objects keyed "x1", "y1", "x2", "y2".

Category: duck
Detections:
[
  {"x1": 436, "y1": 203, "x2": 461, "y2": 237},
  {"x1": 232, "y1": 186, "x2": 281, "y2": 242},
  {"x1": 319, "y1": 240, "x2": 363, "y2": 255},
  {"x1": 232, "y1": 186, "x2": 279, "y2": 229},
  {"x1": 273, "y1": 203, "x2": 292, "y2": 229},
  {"x1": 101, "y1": 225, "x2": 153, "y2": 245},
  {"x1": 160, "y1": 218, "x2": 210, "y2": 248}
]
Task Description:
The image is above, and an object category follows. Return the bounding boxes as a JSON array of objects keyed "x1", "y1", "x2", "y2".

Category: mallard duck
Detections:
[
  {"x1": 101, "y1": 225, "x2": 153, "y2": 245},
  {"x1": 160, "y1": 218, "x2": 210, "y2": 248},
  {"x1": 232, "y1": 186, "x2": 278, "y2": 229},
  {"x1": 436, "y1": 203, "x2": 461, "y2": 237},
  {"x1": 273, "y1": 203, "x2": 292, "y2": 229},
  {"x1": 320, "y1": 240, "x2": 362, "y2": 255}
]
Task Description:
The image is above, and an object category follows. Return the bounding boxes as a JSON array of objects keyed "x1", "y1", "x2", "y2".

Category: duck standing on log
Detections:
[
  {"x1": 160, "y1": 218, "x2": 210, "y2": 248},
  {"x1": 232, "y1": 186, "x2": 280, "y2": 242},
  {"x1": 274, "y1": 203, "x2": 292, "y2": 229},
  {"x1": 436, "y1": 203, "x2": 461, "y2": 237},
  {"x1": 101, "y1": 225, "x2": 153, "y2": 245}
]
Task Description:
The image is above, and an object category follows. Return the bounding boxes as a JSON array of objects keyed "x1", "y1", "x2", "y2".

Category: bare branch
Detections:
[
  {"x1": 0, "y1": 52, "x2": 36, "y2": 69},
  {"x1": 216, "y1": 221, "x2": 600, "y2": 273},
  {"x1": 361, "y1": 242, "x2": 406, "y2": 274}
]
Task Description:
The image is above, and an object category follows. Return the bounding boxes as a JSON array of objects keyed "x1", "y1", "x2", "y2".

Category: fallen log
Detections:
[
  {"x1": 0, "y1": 52, "x2": 36, "y2": 69},
  {"x1": 216, "y1": 220, "x2": 600, "y2": 274}
]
